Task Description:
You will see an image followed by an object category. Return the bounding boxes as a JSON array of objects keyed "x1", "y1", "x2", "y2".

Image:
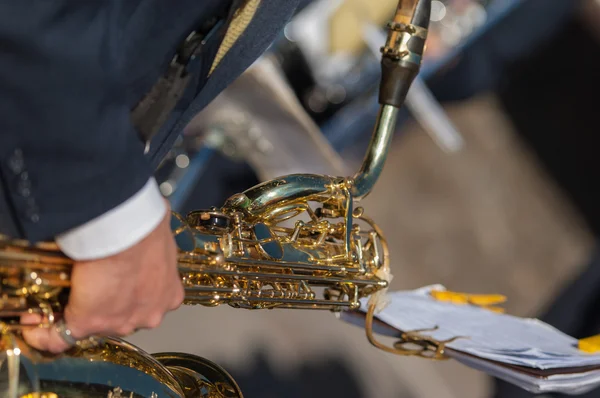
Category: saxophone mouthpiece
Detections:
[
  {"x1": 379, "y1": 0, "x2": 431, "y2": 108},
  {"x1": 350, "y1": 0, "x2": 431, "y2": 200}
]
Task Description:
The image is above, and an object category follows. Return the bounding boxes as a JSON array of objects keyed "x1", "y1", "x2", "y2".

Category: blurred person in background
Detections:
[{"x1": 0, "y1": 0, "x2": 300, "y2": 354}]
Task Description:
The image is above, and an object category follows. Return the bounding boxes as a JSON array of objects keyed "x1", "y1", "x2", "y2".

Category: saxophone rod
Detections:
[{"x1": 350, "y1": 0, "x2": 431, "y2": 200}]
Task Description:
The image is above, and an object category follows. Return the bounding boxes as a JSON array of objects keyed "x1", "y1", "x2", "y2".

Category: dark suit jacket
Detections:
[{"x1": 0, "y1": 0, "x2": 300, "y2": 242}]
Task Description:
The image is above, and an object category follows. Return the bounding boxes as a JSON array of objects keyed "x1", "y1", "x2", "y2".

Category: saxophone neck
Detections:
[{"x1": 350, "y1": 0, "x2": 431, "y2": 200}]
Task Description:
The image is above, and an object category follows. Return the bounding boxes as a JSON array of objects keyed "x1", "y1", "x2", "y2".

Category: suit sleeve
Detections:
[{"x1": 0, "y1": 1, "x2": 153, "y2": 242}]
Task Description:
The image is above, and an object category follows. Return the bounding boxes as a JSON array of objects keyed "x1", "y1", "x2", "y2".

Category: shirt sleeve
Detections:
[{"x1": 55, "y1": 177, "x2": 167, "y2": 260}]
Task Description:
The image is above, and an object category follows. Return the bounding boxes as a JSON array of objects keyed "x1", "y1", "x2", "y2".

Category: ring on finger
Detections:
[{"x1": 54, "y1": 319, "x2": 78, "y2": 347}]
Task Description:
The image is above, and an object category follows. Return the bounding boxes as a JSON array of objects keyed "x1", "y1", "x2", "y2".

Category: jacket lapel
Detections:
[{"x1": 148, "y1": 0, "x2": 301, "y2": 169}]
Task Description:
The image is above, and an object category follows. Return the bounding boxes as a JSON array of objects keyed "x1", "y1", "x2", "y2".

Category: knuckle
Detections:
[
  {"x1": 171, "y1": 286, "x2": 185, "y2": 308},
  {"x1": 144, "y1": 313, "x2": 164, "y2": 329},
  {"x1": 115, "y1": 324, "x2": 136, "y2": 336},
  {"x1": 176, "y1": 284, "x2": 185, "y2": 300}
]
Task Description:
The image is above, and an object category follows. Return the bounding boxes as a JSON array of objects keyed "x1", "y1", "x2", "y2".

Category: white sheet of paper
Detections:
[
  {"x1": 338, "y1": 285, "x2": 600, "y2": 395},
  {"x1": 448, "y1": 349, "x2": 600, "y2": 396},
  {"x1": 350, "y1": 285, "x2": 600, "y2": 370}
]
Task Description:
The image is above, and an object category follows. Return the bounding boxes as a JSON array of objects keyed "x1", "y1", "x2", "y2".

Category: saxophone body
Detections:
[
  {"x1": 176, "y1": 173, "x2": 389, "y2": 311},
  {"x1": 0, "y1": 1, "x2": 431, "y2": 397}
]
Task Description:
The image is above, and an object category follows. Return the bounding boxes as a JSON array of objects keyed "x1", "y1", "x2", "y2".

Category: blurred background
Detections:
[{"x1": 129, "y1": 0, "x2": 600, "y2": 396}]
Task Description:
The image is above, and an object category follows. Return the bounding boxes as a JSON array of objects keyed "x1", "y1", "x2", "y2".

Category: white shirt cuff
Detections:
[{"x1": 56, "y1": 177, "x2": 167, "y2": 260}]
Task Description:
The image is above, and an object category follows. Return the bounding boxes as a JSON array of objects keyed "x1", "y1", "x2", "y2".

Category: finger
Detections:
[
  {"x1": 36, "y1": 324, "x2": 75, "y2": 354},
  {"x1": 21, "y1": 313, "x2": 49, "y2": 351},
  {"x1": 137, "y1": 311, "x2": 165, "y2": 330},
  {"x1": 22, "y1": 320, "x2": 74, "y2": 354},
  {"x1": 171, "y1": 290, "x2": 184, "y2": 310},
  {"x1": 169, "y1": 270, "x2": 185, "y2": 310},
  {"x1": 32, "y1": 306, "x2": 91, "y2": 354},
  {"x1": 20, "y1": 312, "x2": 42, "y2": 325},
  {"x1": 20, "y1": 313, "x2": 70, "y2": 353},
  {"x1": 60, "y1": 304, "x2": 123, "y2": 340},
  {"x1": 66, "y1": 305, "x2": 148, "y2": 338}
]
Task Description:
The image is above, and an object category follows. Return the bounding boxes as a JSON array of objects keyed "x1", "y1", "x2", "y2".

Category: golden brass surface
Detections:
[{"x1": 0, "y1": 1, "x2": 434, "y2": 396}]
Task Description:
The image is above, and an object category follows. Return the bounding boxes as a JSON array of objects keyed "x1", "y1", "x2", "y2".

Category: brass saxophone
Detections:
[{"x1": 0, "y1": 1, "x2": 431, "y2": 397}]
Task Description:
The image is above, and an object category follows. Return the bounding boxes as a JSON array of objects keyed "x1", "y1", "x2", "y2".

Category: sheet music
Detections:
[
  {"x1": 353, "y1": 285, "x2": 600, "y2": 369},
  {"x1": 448, "y1": 349, "x2": 600, "y2": 395},
  {"x1": 338, "y1": 285, "x2": 600, "y2": 395}
]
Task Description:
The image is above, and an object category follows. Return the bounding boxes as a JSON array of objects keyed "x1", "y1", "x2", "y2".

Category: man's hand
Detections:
[{"x1": 21, "y1": 204, "x2": 184, "y2": 353}]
